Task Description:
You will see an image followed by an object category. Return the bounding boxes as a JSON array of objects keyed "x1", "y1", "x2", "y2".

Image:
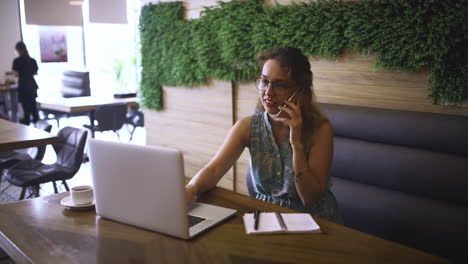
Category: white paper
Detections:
[
  {"x1": 243, "y1": 213, "x2": 321, "y2": 235},
  {"x1": 243, "y1": 213, "x2": 282, "y2": 234},
  {"x1": 282, "y1": 213, "x2": 320, "y2": 232}
]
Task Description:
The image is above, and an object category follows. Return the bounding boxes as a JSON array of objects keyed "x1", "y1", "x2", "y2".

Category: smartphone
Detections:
[{"x1": 276, "y1": 89, "x2": 300, "y2": 119}]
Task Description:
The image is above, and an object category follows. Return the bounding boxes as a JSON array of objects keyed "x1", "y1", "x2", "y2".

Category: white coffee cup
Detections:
[{"x1": 70, "y1": 185, "x2": 94, "y2": 205}]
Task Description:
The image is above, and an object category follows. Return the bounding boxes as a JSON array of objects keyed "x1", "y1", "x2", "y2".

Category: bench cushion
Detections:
[
  {"x1": 331, "y1": 177, "x2": 468, "y2": 261},
  {"x1": 332, "y1": 137, "x2": 468, "y2": 205}
]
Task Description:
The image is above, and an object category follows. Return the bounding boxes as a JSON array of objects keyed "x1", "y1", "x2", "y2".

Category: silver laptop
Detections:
[{"x1": 88, "y1": 139, "x2": 237, "y2": 239}]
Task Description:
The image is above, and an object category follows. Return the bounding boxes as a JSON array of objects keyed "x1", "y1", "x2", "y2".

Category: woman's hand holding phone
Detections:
[
  {"x1": 276, "y1": 90, "x2": 303, "y2": 146},
  {"x1": 276, "y1": 89, "x2": 299, "y2": 119}
]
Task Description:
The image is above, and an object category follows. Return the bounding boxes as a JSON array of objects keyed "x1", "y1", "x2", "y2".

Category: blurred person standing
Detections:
[{"x1": 12, "y1": 41, "x2": 39, "y2": 125}]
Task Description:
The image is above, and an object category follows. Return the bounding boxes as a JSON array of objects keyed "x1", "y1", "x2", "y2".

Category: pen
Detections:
[
  {"x1": 275, "y1": 212, "x2": 287, "y2": 231},
  {"x1": 254, "y1": 210, "x2": 260, "y2": 230}
]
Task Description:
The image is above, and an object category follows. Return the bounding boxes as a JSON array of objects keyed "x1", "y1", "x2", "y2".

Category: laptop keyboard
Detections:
[{"x1": 188, "y1": 215, "x2": 205, "y2": 227}]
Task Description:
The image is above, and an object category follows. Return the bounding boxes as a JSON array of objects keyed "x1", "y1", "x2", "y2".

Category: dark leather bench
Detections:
[{"x1": 320, "y1": 103, "x2": 468, "y2": 263}]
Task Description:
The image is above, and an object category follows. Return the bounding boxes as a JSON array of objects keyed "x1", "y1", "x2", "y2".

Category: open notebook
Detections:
[{"x1": 243, "y1": 212, "x2": 321, "y2": 235}]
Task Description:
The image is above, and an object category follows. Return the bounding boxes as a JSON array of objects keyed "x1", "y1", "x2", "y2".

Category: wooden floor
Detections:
[{"x1": 0, "y1": 115, "x2": 146, "y2": 204}]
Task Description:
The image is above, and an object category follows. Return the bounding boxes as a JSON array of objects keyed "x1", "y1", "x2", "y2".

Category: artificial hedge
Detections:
[{"x1": 140, "y1": 0, "x2": 468, "y2": 110}]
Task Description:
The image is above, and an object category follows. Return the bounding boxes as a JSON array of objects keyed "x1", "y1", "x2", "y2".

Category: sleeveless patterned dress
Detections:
[{"x1": 249, "y1": 112, "x2": 342, "y2": 223}]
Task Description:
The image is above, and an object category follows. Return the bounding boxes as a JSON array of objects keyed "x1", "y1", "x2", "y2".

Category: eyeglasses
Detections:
[{"x1": 255, "y1": 78, "x2": 291, "y2": 93}]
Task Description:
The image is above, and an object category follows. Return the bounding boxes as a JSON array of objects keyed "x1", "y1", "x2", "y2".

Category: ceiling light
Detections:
[{"x1": 69, "y1": 0, "x2": 83, "y2": 5}]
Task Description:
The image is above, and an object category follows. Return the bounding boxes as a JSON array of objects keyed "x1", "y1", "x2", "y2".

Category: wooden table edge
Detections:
[
  {"x1": 38, "y1": 98, "x2": 139, "y2": 114},
  {"x1": 0, "y1": 232, "x2": 34, "y2": 264},
  {"x1": 0, "y1": 136, "x2": 60, "y2": 152},
  {"x1": 37, "y1": 103, "x2": 78, "y2": 113}
]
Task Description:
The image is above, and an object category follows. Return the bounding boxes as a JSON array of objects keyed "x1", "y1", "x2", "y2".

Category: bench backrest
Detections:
[{"x1": 320, "y1": 103, "x2": 468, "y2": 262}]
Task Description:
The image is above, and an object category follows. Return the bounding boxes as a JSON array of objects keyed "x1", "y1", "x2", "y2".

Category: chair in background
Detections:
[
  {"x1": 0, "y1": 87, "x2": 19, "y2": 122},
  {"x1": 13, "y1": 121, "x2": 53, "y2": 161},
  {"x1": 0, "y1": 247, "x2": 9, "y2": 261},
  {"x1": 0, "y1": 95, "x2": 5, "y2": 116},
  {"x1": 3, "y1": 127, "x2": 87, "y2": 200},
  {"x1": 0, "y1": 122, "x2": 52, "y2": 166},
  {"x1": 40, "y1": 70, "x2": 90, "y2": 127},
  {"x1": 60, "y1": 70, "x2": 90, "y2": 98},
  {"x1": 125, "y1": 106, "x2": 144, "y2": 141},
  {"x1": 84, "y1": 103, "x2": 127, "y2": 139},
  {"x1": 0, "y1": 122, "x2": 53, "y2": 188}
]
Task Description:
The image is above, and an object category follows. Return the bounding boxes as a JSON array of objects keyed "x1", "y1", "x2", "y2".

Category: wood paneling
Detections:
[
  {"x1": 310, "y1": 53, "x2": 468, "y2": 116},
  {"x1": 234, "y1": 82, "x2": 258, "y2": 121},
  {"x1": 146, "y1": 80, "x2": 234, "y2": 190},
  {"x1": 233, "y1": 82, "x2": 258, "y2": 195},
  {"x1": 183, "y1": 0, "x2": 229, "y2": 19},
  {"x1": 235, "y1": 150, "x2": 251, "y2": 195},
  {"x1": 265, "y1": 0, "x2": 363, "y2": 7}
]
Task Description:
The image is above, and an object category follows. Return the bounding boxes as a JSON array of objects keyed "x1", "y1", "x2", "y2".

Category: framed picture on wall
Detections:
[{"x1": 39, "y1": 26, "x2": 68, "y2": 63}]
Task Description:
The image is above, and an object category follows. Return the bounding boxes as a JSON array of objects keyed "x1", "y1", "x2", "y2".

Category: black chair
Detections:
[
  {"x1": 0, "y1": 121, "x2": 53, "y2": 189},
  {"x1": 0, "y1": 247, "x2": 9, "y2": 261},
  {"x1": 60, "y1": 70, "x2": 90, "y2": 98},
  {"x1": 0, "y1": 95, "x2": 6, "y2": 116},
  {"x1": 84, "y1": 103, "x2": 127, "y2": 139},
  {"x1": 3, "y1": 126, "x2": 87, "y2": 200},
  {"x1": 125, "y1": 106, "x2": 144, "y2": 141},
  {"x1": 0, "y1": 151, "x2": 31, "y2": 171},
  {"x1": 0, "y1": 122, "x2": 52, "y2": 166},
  {"x1": 40, "y1": 70, "x2": 90, "y2": 127}
]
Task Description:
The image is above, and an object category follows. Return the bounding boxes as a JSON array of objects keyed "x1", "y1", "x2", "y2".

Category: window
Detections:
[{"x1": 19, "y1": 0, "x2": 140, "y2": 98}]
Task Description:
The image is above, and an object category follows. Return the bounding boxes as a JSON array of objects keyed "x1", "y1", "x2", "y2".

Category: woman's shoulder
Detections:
[
  {"x1": 317, "y1": 117, "x2": 332, "y2": 130},
  {"x1": 13, "y1": 56, "x2": 35, "y2": 66},
  {"x1": 236, "y1": 116, "x2": 252, "y2": 129},
  {"x1": 310, "y1": 117, "x2": 333, "y2": 142},
  {"x1": 12, "y1": 56, "x2": 22, "y2": 65},
  {"x1": 231, "y1": 116, "x2": 252, "y2": 146}
]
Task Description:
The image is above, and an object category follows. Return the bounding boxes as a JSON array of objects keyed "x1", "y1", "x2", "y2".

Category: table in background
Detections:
[
  {"x1": 37, "y1": 96, "x2": 139, "y2": 137},
  {"x1": 0, "y1": 119, "x2": 59, "y2": 152},
  {"x1": 0, "y1": 186, "x2": 447, "y2": 264},
  {"x1": 0, "y1": 84, "x2": 18, "y2": 122}
]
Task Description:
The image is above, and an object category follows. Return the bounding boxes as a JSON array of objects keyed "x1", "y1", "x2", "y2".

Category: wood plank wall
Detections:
[
  {"x1": 145, "y1": 0, "x2": 234, "y2": 191},
  {"x1": 311, "y1": 52, "x2": 468, "y2": 115},
  {"x1": 145, "y1": 80, "x2": 234, "y2": 190},
  {"x1": 145, "y1": 0, "x2": 468, "y2": 195}
]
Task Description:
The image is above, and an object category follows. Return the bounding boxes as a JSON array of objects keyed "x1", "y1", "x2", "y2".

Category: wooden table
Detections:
[
  {"x1": 37, "y1": 96, "x2": 139, "y2": 137},
  {"x1": 0, "y1": 187, "x2": 447, "y2": 264},
  {"x1": 0, "y1": 119, "x2": 59, "y2": 152}
]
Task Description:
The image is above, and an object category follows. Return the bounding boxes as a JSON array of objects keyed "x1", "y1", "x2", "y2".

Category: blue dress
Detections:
[{"x1": 249, "y1": 112, "x2": 342, "y2": 224}]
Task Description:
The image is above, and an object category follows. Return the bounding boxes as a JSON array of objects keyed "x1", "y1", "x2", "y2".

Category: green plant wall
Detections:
[{"x1": 139, "y1": 0, "x2": 468, "y2": 110}]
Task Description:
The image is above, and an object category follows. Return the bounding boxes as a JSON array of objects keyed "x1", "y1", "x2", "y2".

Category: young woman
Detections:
[
  {"x1": 12, "y1": 41, "x2": 39, "y2": 125},
  {"x1": 186, "y1": 47, "x2": 342, "y2": 223}
]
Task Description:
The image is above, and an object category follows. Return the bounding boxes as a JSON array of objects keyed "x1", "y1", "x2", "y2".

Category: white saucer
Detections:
[{"x1": 60, "y1": 196, "x2": 95, "y2": 209}]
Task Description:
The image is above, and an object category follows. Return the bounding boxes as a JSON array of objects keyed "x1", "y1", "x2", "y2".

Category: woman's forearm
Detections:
[
  {"x1": 187, "y1": 166, "x2": 219, "y2": 195},
  {"x1": 292, "y1": 144, "x2": 325, "y2": 205}
]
